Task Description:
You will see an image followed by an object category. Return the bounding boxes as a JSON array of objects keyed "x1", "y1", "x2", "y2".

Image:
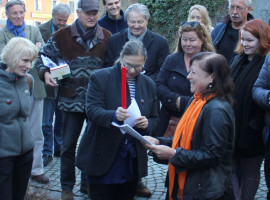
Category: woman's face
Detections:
[
  {"x1": 240, "y1": 30, "x2": 260, "y2": 58},
  {"x1": 181, "y1": 31, "x2": 203, "y2": 56},
  {"x1": 187, "y1": 60, "x2": 212, "y2": 94},
  {"x1": 121, "y1": 55, "x2": 145, "y2": 79},
  {"x1": 6, "y1": 52, "x2": 32, "y2": 77},
  {"x1": 190, "y1": 9, "x2": 203, "y2": 23}
]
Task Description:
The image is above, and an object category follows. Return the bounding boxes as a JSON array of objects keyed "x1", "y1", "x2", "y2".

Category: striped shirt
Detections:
[{"x1": 127, "y1": 78, "x2": 136, "y2": 100}]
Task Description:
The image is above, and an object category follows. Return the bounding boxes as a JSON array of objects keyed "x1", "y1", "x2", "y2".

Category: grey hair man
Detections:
[
  {"x1": 39, "y1": 3, "x2": 71, "y2": 43},
  {"x1": 0, "y1": 0, "x2": 48, "y2": 185},
  {"x1": 106, "y1": 3, "x2": 169, "y2": 82},
  {"x1": 211, "y1": 0, "x2": 253, "y2": 62},
  {"x1": 38, "y1": 3, "x2": 71, "y2": 169}
]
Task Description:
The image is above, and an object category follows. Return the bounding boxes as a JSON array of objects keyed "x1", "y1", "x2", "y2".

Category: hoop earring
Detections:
[{"x1": 208, "y1": 82, "x2": 213, "y2": 90}]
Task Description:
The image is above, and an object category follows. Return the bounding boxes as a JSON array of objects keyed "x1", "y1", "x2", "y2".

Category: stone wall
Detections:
[
  {"x1": 212, "y1": 0, "x2": 270, "y2": 26},
  {"x1": 250, "y1": 0, "x2": 270, "y2": 23}
]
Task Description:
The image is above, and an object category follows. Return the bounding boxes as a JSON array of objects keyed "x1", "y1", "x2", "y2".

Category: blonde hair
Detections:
[
  {"x1": 176, "y1": 22, "x2": 215, "y2": 53},
  {"x1": 1, "y1": 37, "x2": 38, "y2": 70},
  {"x1": 187, "y1": 5, "x2": 213, "y2": 33}
]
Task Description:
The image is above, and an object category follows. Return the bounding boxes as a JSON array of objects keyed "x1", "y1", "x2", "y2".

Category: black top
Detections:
[
  {"x1": 216, "y1": 22, "x2": 239, "y2": 63},
  {"x1": 231, "y1": 54, "x2": 265, "y2": 157}
]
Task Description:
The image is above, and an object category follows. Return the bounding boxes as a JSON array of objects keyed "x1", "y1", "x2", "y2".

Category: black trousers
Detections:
[
  {"x1": 0, "y1": 150, "x2": 33, "y2": 200},
  {"x1": 89, "y1": 180, "x2": 137, "y2": 200},
  {"x1": 61, "y1": 111, "x2": 87, "y2": 191}
]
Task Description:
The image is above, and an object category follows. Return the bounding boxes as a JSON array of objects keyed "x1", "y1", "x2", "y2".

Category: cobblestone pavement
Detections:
[{"x1": 28, "y1": 155, "x2": 268, "y2": 200}]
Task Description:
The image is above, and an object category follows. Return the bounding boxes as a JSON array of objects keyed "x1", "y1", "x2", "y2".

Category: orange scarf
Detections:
[{"x1": 168, "y1": 93, "x2": 215, "y2": 200}]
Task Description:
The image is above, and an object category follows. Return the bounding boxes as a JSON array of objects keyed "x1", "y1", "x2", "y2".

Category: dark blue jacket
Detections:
[
  {"x1": 253, "y1": 52, "x2": 270, "y2": 143},
  {"x1": 76, "y1": 64, "x2": 159, "y2": 177},
  {"x1": 155, "y1": 51, "x2": 192, "y2": 136},
  {"x1": 98, "y1": 10, "x2": 128, "y2": 34}
]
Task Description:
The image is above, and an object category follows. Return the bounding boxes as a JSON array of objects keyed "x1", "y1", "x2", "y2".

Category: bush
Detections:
[{"x1": 138, "y1": 0, "x2": 226, "y2": 51}]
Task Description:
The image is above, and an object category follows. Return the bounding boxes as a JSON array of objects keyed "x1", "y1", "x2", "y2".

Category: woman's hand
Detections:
[
  {"x1": 44, "y1": 72, "x2": 58, "y2": 87},
  {"x1": 148, "y1": 145, "x2": 176, "y2": 160},
  {"x1": 134, "y1": 116, "x2": 148, "y2": 130},
  {"x1": 116, "y1": 107, "x2": 130, "y2": 122}
]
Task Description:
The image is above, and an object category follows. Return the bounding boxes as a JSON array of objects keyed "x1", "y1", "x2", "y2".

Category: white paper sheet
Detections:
[
  {"x1": 112, "y1": 122, "x2": 153, "y2": 145},
  {"x1": 124, "y1": 98, "x2": 141, "y2": 127},
  {"x1": 41, "y1": 55, "x2": 58, "y2": 68}
]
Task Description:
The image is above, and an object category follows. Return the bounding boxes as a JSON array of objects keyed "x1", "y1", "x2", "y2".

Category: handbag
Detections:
[{"x1": 163, "y1": 116, "x2": 180, "y2": 137}]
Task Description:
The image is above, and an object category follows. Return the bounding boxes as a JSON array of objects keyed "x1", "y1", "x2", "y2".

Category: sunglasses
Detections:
[{"x1": 181, "y1": 21, "x2": 200, "y2": 28}]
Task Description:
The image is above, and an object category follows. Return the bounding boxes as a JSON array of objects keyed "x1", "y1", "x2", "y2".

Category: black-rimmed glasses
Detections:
[{"x1": 122, "y1": 60, "x2": 144, "y2": 72}]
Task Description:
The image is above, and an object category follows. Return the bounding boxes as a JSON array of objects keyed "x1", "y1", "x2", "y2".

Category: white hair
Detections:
[{"x1": 228, "y1": 0, "x2": 252, "y2": 7}]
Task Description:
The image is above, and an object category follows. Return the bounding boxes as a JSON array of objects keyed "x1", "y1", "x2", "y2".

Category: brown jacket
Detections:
[{"x1": 36, "y1": 20, "x2": 111, "y2": 112}]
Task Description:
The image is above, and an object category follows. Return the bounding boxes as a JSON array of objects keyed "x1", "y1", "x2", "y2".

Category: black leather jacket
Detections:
[{"x1": 158, "y1": 98, "x2": 235, "y2": 200}]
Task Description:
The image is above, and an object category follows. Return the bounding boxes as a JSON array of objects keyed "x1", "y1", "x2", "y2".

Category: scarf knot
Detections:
[{"x1": 6, "y1": 19, "x2": 25, "y2": 38}]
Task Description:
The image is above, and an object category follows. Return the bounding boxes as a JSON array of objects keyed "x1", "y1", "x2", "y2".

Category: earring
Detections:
[{"x1": 208, "y1": 82, "x2": 213, "y2": 90}]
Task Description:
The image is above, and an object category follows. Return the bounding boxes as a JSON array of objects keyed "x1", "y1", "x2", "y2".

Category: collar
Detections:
[
  {"x1": 127, "y1": 28, "x2": 147, "y2": 41},
  {"x1": 0, "y1": 62, "x2": 22, "y2": 82},
  {"x1": 71, "y1": 19, "x2": 104, "y2": 40}
]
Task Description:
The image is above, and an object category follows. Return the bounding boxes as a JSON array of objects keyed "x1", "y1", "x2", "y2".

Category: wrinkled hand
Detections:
[
  {"x1": 148, "y1": 145, "x2": 176, "y2": 160},
  {"x1": 143, "y1": 136, "x2": 159, "y2": 149},
  {"x1": 44, "y1": 72, "x2": 58, "y2": 87},
  {"x1": 116, "y1": 107, "x2": 130, "y2": 122},
  {"x1": 134, "y1": 116, "x2": 148, "y2": 130}
]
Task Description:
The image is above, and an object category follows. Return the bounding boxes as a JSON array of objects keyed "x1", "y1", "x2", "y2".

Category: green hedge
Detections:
[{"x1": 138, "y1": 0, "x2": 226, "y2": 51}]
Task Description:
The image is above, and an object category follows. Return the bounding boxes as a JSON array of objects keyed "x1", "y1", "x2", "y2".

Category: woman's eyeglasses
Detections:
[
  {"x1": 181, "y1": 21, "x2": 200, "y2": 28},
  {"x1": 122, "y1": 60, "x2": 144, "y2": 72}
]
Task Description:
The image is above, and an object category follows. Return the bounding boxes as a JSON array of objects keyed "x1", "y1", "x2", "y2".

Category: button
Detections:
[
  {"x1": 173, "y1": 76, "x2": 176, "y2": 79},
  {"x1": 168, "y1": 99, "x2": 171, "y2": 102}
]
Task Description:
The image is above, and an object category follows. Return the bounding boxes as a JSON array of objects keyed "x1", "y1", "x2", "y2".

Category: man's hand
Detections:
[{"x1": 44, "y1": 72, "x2": 58, "y2": 87}]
